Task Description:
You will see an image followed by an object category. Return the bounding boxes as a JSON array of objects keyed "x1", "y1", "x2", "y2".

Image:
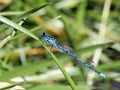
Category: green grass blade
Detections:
[
  {"x1": 78, "y1": 42, "x2": 113, "y2": 53},
  {"x1": 0, "y1": 60, "x2": 53, "y2": 81},
  {"x1": 0, "y1": 15, "x2": 39, "y2": 40},
  {"x1": 0, "y1": 3, "x2": 50, "y2": 30},
  {"x1": 40, "y1": 43, "x2": 77, "y2": 90},
  {"x1": 29, "y1": 85, "x2": 82, "y2": 90}
]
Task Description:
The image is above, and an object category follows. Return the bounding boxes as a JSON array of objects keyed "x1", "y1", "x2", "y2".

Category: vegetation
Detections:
[{"x1": 0, "y1": 0, "x2": 120, "y2": 90}]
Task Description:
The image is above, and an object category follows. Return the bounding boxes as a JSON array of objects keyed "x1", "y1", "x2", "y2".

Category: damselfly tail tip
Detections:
[{"x1": 99, "y1": 72, "x2": 107, "y2": 79}]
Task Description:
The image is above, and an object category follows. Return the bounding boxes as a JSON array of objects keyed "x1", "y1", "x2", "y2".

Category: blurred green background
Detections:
[{"x1": 0, "y1": 0, "x2": 120, "y2": 90}]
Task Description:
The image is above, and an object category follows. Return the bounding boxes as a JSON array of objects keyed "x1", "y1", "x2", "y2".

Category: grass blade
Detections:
[
  {"x1": 0, "y1": 15, "x2": 39, "y2": 40},
  {"x1": 0, "y1": 3, "x2": 50, "y2": 30}
]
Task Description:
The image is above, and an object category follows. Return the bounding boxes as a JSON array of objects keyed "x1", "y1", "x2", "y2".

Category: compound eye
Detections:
[{"x1": 42, "y1": 32, "x2": 45, "y2": 36}]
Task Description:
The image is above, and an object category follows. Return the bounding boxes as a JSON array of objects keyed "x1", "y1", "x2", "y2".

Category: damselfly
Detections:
[{"x1": 41, "y1": 32, "x2": 107, "y2": 78}]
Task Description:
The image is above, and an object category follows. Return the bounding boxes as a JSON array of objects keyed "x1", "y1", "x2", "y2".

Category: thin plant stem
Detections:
[
  {"x1": 38, "y1": 40, "x2": 77, "y2": 90},
  {"x1": 86, "y1": 0, "x2": 111, "y2": 89}
]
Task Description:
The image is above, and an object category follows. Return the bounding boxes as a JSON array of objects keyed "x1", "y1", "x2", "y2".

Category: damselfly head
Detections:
[
  {"x1": 41, "y1": 32, "x2": 46, "y2": 38},
  {"x1": 41, "y1": 32, "x2": 56, "y2": 45},
  {"x1": 41, "y1": 32, "x2": 48, "y2": 42},
  {"x1": 41, "y1": 32, "x2": 49, "y2": 40}
]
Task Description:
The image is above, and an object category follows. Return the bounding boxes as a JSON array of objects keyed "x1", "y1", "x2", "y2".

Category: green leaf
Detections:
[
  {"x1": 97, "y1": 60, "x2": 120, "y2": 71},
  {"x1": 78, "y1": 42, "x2": 113, "y2": 53},
  {"x1": 29, "y1": 85, "x2": 83, "y2": 90},
  {"x1": 0, "y1": 3, "x2": 50, "y2": 30},
  {"x1": 0, "y1": 15, "x2": 39, "y2": 40},
  {"x1": 0, "y1": 60, "x2": 54, "y2": 81}
]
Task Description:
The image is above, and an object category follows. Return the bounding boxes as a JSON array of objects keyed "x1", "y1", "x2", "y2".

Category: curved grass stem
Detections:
[{"x1": 38, "y1": 40, "x2": 77, "y2": 90}]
